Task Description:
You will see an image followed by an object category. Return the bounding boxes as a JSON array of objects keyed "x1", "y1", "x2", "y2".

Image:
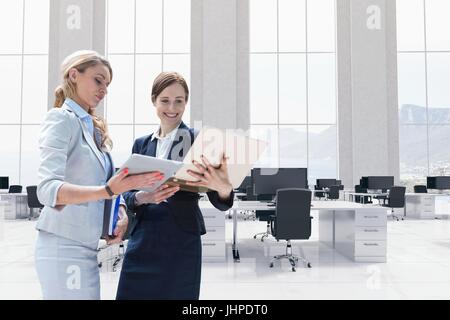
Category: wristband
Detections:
[{"x1": 105, "y1": 185, "x2": 115, "y2": 197}]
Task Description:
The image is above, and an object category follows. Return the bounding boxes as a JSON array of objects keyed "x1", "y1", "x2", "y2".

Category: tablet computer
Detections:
[{"x1": 117, "y1": 154, "x2": 184, "y2": 192}]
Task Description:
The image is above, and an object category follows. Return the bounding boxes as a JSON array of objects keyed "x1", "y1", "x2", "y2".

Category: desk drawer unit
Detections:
[
  {"x1": 355, "y1": 240, "x2": 386, "y2": 257},
  {"x1": 354, "y1": 226, "x2": 387, "y2": 240},
  {"x1": 355, "y1": 209, "x2": 387, "y2": 227},
  {"x1": 201, "y1": 207, "x2": 225, "y2": 262}
]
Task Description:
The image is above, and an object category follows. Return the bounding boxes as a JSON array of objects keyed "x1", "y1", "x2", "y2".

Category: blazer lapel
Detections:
[
  {"x1": 167, "y1": 122, "x2": 191, "y2": 161},
  {"x1": 146, "y1": 135, "x2": 158, "y2": 157},
  {"x1": 61, "y1": 104, "x2": 106, "y2": 173}
]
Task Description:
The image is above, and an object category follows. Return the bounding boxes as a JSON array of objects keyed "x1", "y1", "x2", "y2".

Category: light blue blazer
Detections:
[{"x1": 36, "y1": 102, "x2": 120, "y2": 248}]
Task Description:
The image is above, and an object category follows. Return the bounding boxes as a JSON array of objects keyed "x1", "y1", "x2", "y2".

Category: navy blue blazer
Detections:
[{"x1": 123, "y1": 122, "x2": 234, "y2": 235}]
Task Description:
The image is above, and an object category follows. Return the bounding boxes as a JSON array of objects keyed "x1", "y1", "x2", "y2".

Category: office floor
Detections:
[{"x1": 1, "y1": 212, "x2": 450, "y2": 300}]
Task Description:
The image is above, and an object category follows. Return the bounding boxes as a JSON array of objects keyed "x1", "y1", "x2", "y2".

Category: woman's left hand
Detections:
[
  {"x1": 186, "y1": 154, "x2": 233, "y2": 200},
  {"x1": 106, "y1": 206, "x2": 128, "y2": 245}
]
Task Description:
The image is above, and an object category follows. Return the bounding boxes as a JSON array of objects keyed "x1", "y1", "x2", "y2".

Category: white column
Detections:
[
  {"x1": 47, "y1": 0, "x2": 106, "y2": 114},
  {"x1": 337, "y1": 0, "x2": 400, "y2": 187},
  {"x1": 191, "y1": 0, "x2": 249, "y2": 130}
]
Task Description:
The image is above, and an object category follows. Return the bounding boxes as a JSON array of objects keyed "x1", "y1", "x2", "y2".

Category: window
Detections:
[
  {"x1": 105, "y1": 0, "x2": 191, "y2": 164},
  {"x1": 249, "y1": 0, "x2": 337, "y2": 184},
  {"x1": 397, "y1": 0, "x2": 450, "y2": 190},
  {"x1": 0, "y1": 0, "x2": 49, "y2": 187}
]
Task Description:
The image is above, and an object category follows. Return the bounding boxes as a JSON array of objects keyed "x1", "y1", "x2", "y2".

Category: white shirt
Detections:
[{"x1": 151, "y1": 124, "x2": 181, "y2": 160}]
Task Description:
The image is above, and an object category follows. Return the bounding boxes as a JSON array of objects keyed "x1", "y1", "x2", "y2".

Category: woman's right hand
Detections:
[
  {"x1": 107, "y1": 168, "x2": 164, "y2": 195},
  {"x1": 135, "y1": 184, "x2": 180, "y2": 205}
]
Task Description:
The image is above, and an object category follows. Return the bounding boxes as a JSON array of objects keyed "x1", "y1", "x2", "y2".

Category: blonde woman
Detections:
[{"x1": 35, "y1": 50, "x2": 163, "y2": 300}]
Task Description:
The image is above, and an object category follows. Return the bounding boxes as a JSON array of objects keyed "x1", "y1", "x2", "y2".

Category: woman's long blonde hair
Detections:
[{"x1": 54, "y1": 50, "x2": 113, "y2": 151}]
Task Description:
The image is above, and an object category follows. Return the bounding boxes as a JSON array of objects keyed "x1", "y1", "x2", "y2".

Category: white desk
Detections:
[
  {"x1": 0, "y1": 193, "x2": 28, "y2": 219},
  {"x1": 230, "y1": 200, "x2": 388, "y2": 263},
  {"x1": 347, "y1": 192, "x2": 388, "y2": 204},
  {"x1": 404, "y1": 193, "x2": 450, "y2": 219}
]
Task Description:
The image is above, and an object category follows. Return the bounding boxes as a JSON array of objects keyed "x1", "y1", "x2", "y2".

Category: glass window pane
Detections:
[
  {"x1": 22, "y1": 55, "x2": 48, "y2": 124},
  {"x1": 23, "y1": 0, "x2": 49, "y2": 54},
  {"x1": 108, "y1": 125, "x2": 134, "y2": 167},
  {"x1": 397, "y1": 53, "x2": 426, "y2": 124},
  {"x1": 250, "y1": 0, "x2": 277, "y2": 52},
  {"x1": 163, "y1": 0, "x2": 190, "y2": 53},
  {"x1": 425, "y1": 0, "x2": 450, "y2": 51},
  {"x1": 20, "y1": 125, "x2": 40, "y2": 187},
  {"x1": 399, "y1": 125, "x2": 427, "y2": 191},
  {"x1": 163, "y1": 54, "x2": 191, "y2": 125},
  {"x1": 250, "y1": 54, "x2": 277, "y2": 124},
  {"x1": 279, "y1": 0, "x2": 306, "y2": 52},
  {"x1": 134, "y1": 124, "x2": 159, "y2": 141},
  {"x1": 308, "y1": 125, "x2": 337, "y2": 181},
  {"x1": 250, "y1": 125, "x2": 279, "y2": 168},
  {"x1": 106, "y1": 55, "x2": 134, "y2": 124},
  {"x1": 0, "y1": 125, "x2": 20, "y2": 184},
  {"x1": 427, "y1": 53, "x2": 450, "y2": 115},
  {"x1": 279, "y1": 125, "x2": 307, "y2": 167},
  {"x1": 307, "y1": 0, "x2": 335, "y2": 52},
  {"x1": 429, "y1": 125, "x2": 450, "y2": 175},
  {"x1": 279, "y1": 54, "x2": 307, "y2": 124},
  {"x1": 136, "y1": 0, "x2": 162, "y2": 53},
  {"x1": 0, "y1": 0, "x2": 23, "y2": 54},
  {"x1": 107, "y1": 0, "x2": 134, "y2": 54},
  {"x1": 308, "y1": 53, "x2": 336, "y2": 124},
  {"x1": 134, "y1": 54, "x2": 162, "y2": 125},
  {"x1": 0, "y1": 56, "x2": 22, "y2": 124},
  {"x1": 396, "y1": 0, "x2": 425, "y2": 51}
]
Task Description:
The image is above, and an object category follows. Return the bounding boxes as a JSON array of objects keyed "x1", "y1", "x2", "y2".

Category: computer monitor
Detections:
[
  {"x1": 316, "y1": 179, "x2": 337, "y2": 189},
  {"x1": 252, "y1": 168, "x2": 308, "y2": 196},
  {"x1": 360, "y1": 177, "x2": 369, "y2": 188},
  {"x1": 0, "y1": 176, "x2": 9, "y2": 190},
  {"x1": 366, "y1": 176, "x2": 394, "y2": 190},
  {"x1": 427, "y1": 176, "x2": 450, "y2": 190},
  {"x1": 237, "y1": 176, "x2": 252, "y2": 193}
]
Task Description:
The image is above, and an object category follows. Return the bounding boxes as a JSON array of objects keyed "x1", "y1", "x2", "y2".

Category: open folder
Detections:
[{"x1": 116, "y1": 127, "x2": 267, "y2": 193}]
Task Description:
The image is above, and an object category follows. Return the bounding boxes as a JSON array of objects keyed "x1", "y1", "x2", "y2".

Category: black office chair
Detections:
[
  {"x1": 380, "y1": 186, "x2": 406, "y2": 221},
  {"x1": 414, "y1": 185, "x2": 427, "y2": 193},
  {"x1": 9, "y1": 185, "x2": 22, "y2": 193},
  {"x1": 26, "y1": 186, "x2": 44, "y2": 220},
  {"x1": 328, "y1": 185, "x2": 340, "y2": 200},
  {"x1": 354, "y1": 185, "x2": 372, "y2": 204},
  {"x1": 249, "y1": 186, "x2": 275, "y2": 241},
  {"x1": 314, "y1": 185, "x2": 325, "y2": 200},
  {"x1": 269, "y1": 188, "x2": 312, "y2": 271}
]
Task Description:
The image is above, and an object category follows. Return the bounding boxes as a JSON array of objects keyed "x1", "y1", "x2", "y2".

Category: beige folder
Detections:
[{"x1": 166, "y1": 127, "x2": 267, "y2": 193}]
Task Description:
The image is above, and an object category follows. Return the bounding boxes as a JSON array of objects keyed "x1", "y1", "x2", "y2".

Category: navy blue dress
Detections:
[{"x1": 116, "y1": 122, "x2": 233, "y2": 300}]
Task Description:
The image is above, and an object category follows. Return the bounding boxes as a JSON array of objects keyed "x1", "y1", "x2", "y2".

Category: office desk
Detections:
[
  {"x1": 404, "y1": 193, "x2": 450, "y2": 219},
  {"x1": 230, "y1": 201, "x2": 387, "y2": 263},
  {"x1": 0, "y1": 193, "x2": 28, "y2": 219},
  {"x1": 347, "y1": 192, "x2": 388, "y2": 204}
]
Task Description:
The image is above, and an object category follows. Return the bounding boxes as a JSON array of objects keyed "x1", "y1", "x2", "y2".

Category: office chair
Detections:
[
  {"x1": 328, "y1": 185, "x2": 340, "y2": 200},
  {"x1": 26, "y1": 186, "x2": 44, "y2": 220},
  {"x1": 250, "y1": 186, "x2": 275, "y2": 241},
  {"x1": 314, "y1": 185, "x2": 325, "y2": 200},
  {"x1": 380, "y1": 186, "x2": 406, "y2": 221},
  {"x1": 269, "y1": 188, "x2": 312, "y2": 271},
  {"x1": 414, "y1": 185, "x2": 427, "y2": 193},
  {"x1": 9, "y1": 185, "x2": 22, "y2": 194},
  {"x1": 354, "y1": 185, "x2": 372, "y2": 204},
  {"x1": 97, "y1": 209, "x2": 134, "y2": 272}
]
